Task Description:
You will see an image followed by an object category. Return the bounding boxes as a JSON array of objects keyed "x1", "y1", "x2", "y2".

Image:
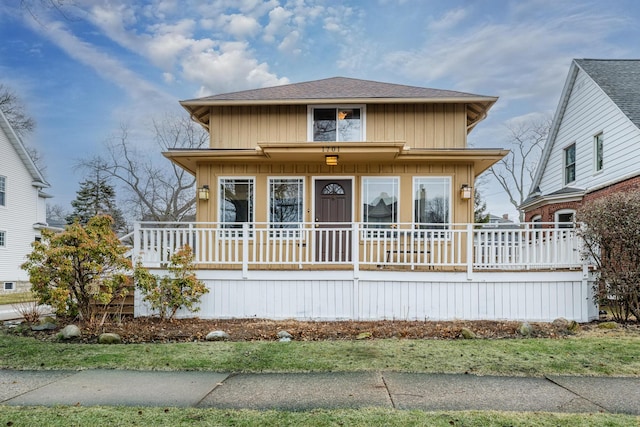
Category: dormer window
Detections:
[{"x1": 309, "y1": 105, "x2": 364, "y2": 142}]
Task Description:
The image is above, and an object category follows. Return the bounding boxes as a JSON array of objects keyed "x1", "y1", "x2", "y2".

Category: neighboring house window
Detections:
[
  {"x1": 269, "y1": 178, "x2": 304, "y2": 232},
  {"x1": 309, "y1": 106, "x2": 364, "y2": 142},
  {"x1": 531, "y1": 215, "x2": 542, "y2": 229},
  {"x1": 219, "y1": 178, "x2": 254, "y2": 229},
  {"x1": 413, "y1": 177, "x2": 451, "y2": 228},
  {"x1": 0, "y1": 176, "x2": 5, "y2": 206},
  {"x1": 564, "y1": 144, "x2": 576, "y2": 185},
  {"x1": 594, "y1": 132, "x2": 603, "y2": 172},
  {"x1": 555, "y1": 209, "x2": 575, "y2": 229},
  {"x1": 362, "y1": 177, "x2": 399, "y2": 229},
  {"x1": 4, "y1": 282, "x2": 15, "y2": 291},
  {"x1": 0, "y1": 230, "x2": 5, "y2": 247}
]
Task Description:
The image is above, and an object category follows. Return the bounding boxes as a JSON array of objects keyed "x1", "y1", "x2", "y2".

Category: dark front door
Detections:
[{"x1": 314, "y1": 179, "x2": 352, "y2": 262}]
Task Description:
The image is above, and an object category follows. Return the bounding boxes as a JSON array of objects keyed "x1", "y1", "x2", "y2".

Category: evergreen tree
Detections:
[
  {"x1": 474, "y1": 188, "x2": 490, "y2": 224},
  {"x1": 66, "y1": 172, "x2": 127, "y2": 234}
]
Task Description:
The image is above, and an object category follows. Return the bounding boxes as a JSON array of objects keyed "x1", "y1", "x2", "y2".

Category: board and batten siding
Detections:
[
  {"x1": 208, "y1": 103, "x2": 468, "y2": 149},
  {"x1": 134, "y1": 270, "x2": 597, "y2": 322},
  {"x1": 539, "y1": 68, "x2": 640, "y2": 194},
  {"x1": 195, "y1": 162, "x2": 475, "y2": 224},
  {"x1": 0, "y1": 128, "x2": 44, "y2": 285}
]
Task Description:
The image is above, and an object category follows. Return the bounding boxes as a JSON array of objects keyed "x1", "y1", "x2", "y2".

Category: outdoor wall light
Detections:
[
  {"x1": 460, "y1": 184, "x2": 472, "y2": 200},
  {"x1": 325, "y1": 155, "x2": 339, "y2": 166},
  {"x1": 198, "y1": 185, "x2": 210, "y2": 201}
]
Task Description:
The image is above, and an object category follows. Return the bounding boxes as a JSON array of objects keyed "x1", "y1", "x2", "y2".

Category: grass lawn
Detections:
[
  {"x1": 0, "y1": 407, "x2": 637, "y2": 427},
  {"x1": 1, "y1": 329, "x2": 638, "y2": 426},
  {"x1": 0, "y1": 292, "x2": 34, "y2": 305},
  {"x1": 1, "y1": 333, "x2": 639, "y2": 376}
]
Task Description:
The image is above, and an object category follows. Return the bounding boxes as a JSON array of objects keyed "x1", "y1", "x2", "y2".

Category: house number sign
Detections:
[{"x1": 322, "y1": 146, "x2": 340, "y2": 152}]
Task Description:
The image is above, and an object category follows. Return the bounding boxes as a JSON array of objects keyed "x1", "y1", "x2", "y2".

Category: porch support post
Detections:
[
  {"x1": 352, "y1": 222, "x2": 359, "y2": 279},
  {"x1": 242, "y1": 223, "x2": 249, "y2": 279},
  {"x1": 466, "y1": 223, "x2": 474, "y2": 280},
  {"x1": 133, "y1": 222, "x2": 140, "y2": 263}
]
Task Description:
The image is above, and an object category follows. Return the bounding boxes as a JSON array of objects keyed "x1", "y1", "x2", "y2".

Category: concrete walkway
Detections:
[{"x1": 1, "y1": 369, "x2": 639, "y2": 414}]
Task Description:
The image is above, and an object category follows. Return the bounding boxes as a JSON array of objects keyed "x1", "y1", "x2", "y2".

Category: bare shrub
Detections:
[
  {"x1": 577, "y1": 191, "x2": 640, "y2": 322},
  {"x1": 11, "y1": 294, "x2": 44, "y2": 324}
]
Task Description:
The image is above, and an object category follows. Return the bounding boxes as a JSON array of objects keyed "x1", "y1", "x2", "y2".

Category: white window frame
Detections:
[
  {"x1": 412, "y1": 176, "x2": 452, "y2": 239},
  {"x1": 218, "y1": 177, "x2": 255, "y2": 236},
  {"x1": 564, "y1": 143, "x2": 576, "y2": 185},
  {"x1": 0, "y1": 175, "x2": 6, "y2": 207},
  {"x1": 4, "y1": 282, "x2": 15, "y2": 291},
  {"x1": 594, "y1": 132, "x2": 604, "y2": 173},
  {"x1": 361, "y1": 176, "x2": 399, "y2": 237},
  {"x1": 554, "y1": 209, "x2": 576, "y2": 228},
  {"x1": 307, "y1": 105, "x2": 366, "y2": 142},
  {"x1": 268, "y1": 177, "x2": 305, "y2": 238}
]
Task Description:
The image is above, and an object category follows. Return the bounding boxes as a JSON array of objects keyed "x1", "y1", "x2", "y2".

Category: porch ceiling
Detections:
[{"x1": 163, "y1": 143, "x2": 507, "y2": 176}]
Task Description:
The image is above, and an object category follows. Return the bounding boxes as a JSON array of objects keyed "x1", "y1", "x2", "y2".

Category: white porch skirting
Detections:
[{"x1": 134, "y1": 270, "x2": 598, "y2": 323}]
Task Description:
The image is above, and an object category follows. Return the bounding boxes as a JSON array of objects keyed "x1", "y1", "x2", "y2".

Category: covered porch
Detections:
[{"x1": 131, "y1": 222, "x2": 598, "y2": 323}]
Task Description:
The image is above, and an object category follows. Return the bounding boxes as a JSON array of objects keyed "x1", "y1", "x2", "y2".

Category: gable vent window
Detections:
[
  {"x1": 310, "y1": 106, "x2": 364, "y2": 142},
  {"x1": 564, "y1": 143, "x2": 576, "y2": 185}
]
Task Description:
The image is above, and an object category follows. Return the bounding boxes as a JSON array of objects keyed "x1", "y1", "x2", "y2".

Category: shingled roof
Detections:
[
  {"x1": 575, "y1": 59, "x2": 640, "y2": 129},
  {"x1": 180, "y1": 77, "x2": 497, "y2": 131}
]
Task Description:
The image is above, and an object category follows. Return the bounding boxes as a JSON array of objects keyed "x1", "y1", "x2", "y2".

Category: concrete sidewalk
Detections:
[{"x1": 1, "y1": 369, "x2": 639, "y2": 414}]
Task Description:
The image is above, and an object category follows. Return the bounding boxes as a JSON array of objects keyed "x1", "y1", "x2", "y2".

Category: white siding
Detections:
[
  {"x1": 539, "y1": 68, "x2": 640, "y2": 194},
  {"x1": 0, "y1": 127, "x2": 44, "y2": 284},
  {"x1": 134, "y1": 270, "x2": 598, "y2": 323}
]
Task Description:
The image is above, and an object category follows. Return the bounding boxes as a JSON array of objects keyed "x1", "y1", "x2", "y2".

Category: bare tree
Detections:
[
  {"x1": 487, "y1": 117, "x2": 551, "y2": 222},
  {"x1": 78, "y1": 113, "x2": 208, "y2": 223},
  {"x1": 0, "y1": 83, "x2": 36, "y2": 138}
]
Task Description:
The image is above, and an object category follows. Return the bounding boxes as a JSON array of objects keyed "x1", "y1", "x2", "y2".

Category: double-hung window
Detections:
[
  {"x1": 269, "y1": 178, "x2": 304, "y2": 237},
  {"x1": 362, "y1": 177, "x2": 399, "y2": 235},
  {"x1": 413, "y1": 177, "x2": 451, "y2": 231},
  {"x1": 564, "y1": 144, "x2": 576, "y2": 185},
  {"x1": 219, "y1": 178, "x2": 254, "y2": 235},
  {"x1": 594, "y1": 132, "x2": 603, "y2": 173},
  {"x1": 309, "y1": 106, "x2": 364, "y2": 141},
  {"x1": 0, "y1": 176, "x2": 5, "y2": 207}
]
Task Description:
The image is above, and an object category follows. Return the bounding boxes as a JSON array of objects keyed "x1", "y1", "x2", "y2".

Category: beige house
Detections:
[{"x1": 133, "y1": 77, "x2": 596, "y2": 322}]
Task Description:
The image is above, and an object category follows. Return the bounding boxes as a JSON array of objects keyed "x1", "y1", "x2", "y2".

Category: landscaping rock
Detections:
[
  {"x1": 356, "y1": 331, "x2": 372, "y2": 340},
  {"x1": 31, "y1": 322, "x2": 57, "y2": 331},
  {"x1": 98, "y1": 333, "x2": 122, "y2": 344},
  {"x1": 59, "y1": 324, "x2": 81, "y2": 340},
  {"x1": 460, "y1": 327, "x2": 476, "y2": 339},
  {"x1": 552, "y1": 317, "x2": 569, "y2": 329},
  {"x1": 279, "y1": 337, "x2": 291, "y2": 342},
  {"x1": 518, "y1": 322, "x2": 533, "y2": 337},
  {"x1": 277, "y1": 330, "x2": 293, "y2": 339},
  {"x1": 598, "y1": 321, "x2": 619, "y2": 330},
  {"x1": 206, "y1": 330, "x2": 230, "y2": 341},
  {"x1": 567, "y1": 320, "x2": 581, "y2": 333}
]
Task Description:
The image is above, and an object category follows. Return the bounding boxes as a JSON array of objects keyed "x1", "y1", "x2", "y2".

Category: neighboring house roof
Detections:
[
  {"x1": 524, "y1": 59, "x2": 640, "y2": 207},
  {"x1": 0, "y1": 109, "x2": 49, "y2": 189},
  {"x1": 181, "y1": 76, "x2": 497, "y2": 132}
]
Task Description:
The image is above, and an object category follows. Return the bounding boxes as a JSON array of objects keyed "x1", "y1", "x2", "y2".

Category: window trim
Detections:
[
  {"x1": 218, "y1": 176, "x2": 256, "y2": 235},
  {"x1": 307, "y1": 104, "x2": 366, "y2": 142},
  {"x1": 412, "y1": 176, "x2": 452, "y2": 238},
  {"x1": 594, "y1": 132, "x2": 604, "y2": 174},
  {"x1": 267, "y1": 176, "x2": 305, "y2": 238},
  {"x1": 4, "y1": 282, "x2": 15, "y2": 291},
  {"x1": 0, "y1": 175, "x2": 6, "y2": 207},
  {"x1": 563, "y1": 143, "x2": 576, "y2": 185},
  {"x1": 554, "y1": 209, "x2": 576, "y2": 228},
  {"x1": 361, "y1": 176, "x2": 400, "y2": 234}
]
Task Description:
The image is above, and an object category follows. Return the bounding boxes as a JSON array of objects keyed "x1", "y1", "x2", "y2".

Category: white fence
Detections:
[{"x1": 133, "y1": 222, "x2": 583, "y2": 274}]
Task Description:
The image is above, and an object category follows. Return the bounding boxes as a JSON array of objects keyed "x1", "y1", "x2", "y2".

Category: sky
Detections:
[{"x1": 2, "y1": 0, "x2": 640, "y2": 221}]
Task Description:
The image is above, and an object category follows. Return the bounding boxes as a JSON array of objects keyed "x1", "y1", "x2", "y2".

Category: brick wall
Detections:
[{"x1": 524, "y1": 174, "x2": 640, "y2": 222}]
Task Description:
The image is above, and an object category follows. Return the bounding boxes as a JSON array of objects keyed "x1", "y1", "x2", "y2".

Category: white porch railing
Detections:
[{"x1": 132, "y1": 222, "x2": 583, "y2": 273}]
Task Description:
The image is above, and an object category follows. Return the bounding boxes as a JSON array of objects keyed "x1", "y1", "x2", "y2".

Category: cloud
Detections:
[
  {"x1": 428, "y1": 7, "x2": 469, "y2": 32},
  {"x1": 225, "y1": 14, "x2": 261, "y2": 39}
]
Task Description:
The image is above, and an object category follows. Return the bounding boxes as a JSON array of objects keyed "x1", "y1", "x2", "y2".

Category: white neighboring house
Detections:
[
  {"x1": 0, "y1": 109, "x2": 51, "y2": 293},
  {"x1": 522, "y1": 59, "x2": 640, "y2": 222}
]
